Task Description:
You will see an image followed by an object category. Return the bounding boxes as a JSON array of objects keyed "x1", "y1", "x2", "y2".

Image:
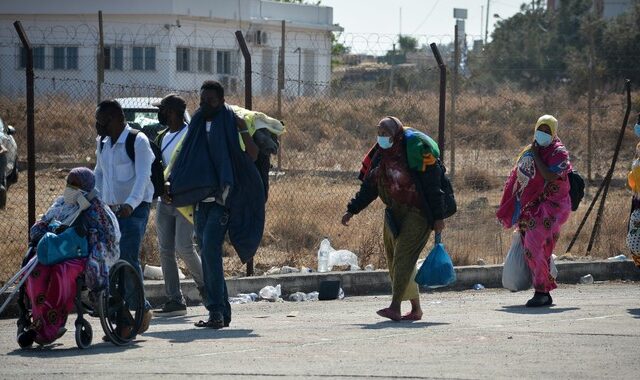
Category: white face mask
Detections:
[
  {"x1": 63, "y1": 186, "x2": 91, "y2": 210},
  {"x1": 63, "y1": 186, "x2": 82, "y2": 205}
]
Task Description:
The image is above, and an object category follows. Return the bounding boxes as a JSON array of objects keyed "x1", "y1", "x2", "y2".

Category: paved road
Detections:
[{"x1": 1, "y1": 282, "x2": 639, "y2": 379}]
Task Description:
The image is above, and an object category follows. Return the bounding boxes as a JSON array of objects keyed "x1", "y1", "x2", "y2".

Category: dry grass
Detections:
[{"x1": 1, "y1": 85, "x2": 638, "y2": 282}]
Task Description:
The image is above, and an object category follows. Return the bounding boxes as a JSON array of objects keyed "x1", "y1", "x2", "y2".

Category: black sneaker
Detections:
[
  {"x1": 154, "y1": 300, "x2": 187, "y2": 317},
  {"x1": 526, "y1": 292, "x2": 553, "y2": 307}
]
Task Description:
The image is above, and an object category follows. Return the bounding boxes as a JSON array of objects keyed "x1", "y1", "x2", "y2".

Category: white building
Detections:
[{"x1": 0, "y1": 0, "x2": 340, "y2": 98}]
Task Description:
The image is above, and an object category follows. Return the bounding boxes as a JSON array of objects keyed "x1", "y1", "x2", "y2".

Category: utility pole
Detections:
[
  {"x1": 485, "y1": 0, "x2": 490, "y2": 44},
  {"x1": 481, "y1": 5, "x2": 484, "y2": 37},
  {"x1": 388, "y1": 43, "x2": 395, "y2": 94},
  {"x1": 97, "y1": 11, "x2": 104, "y2": 104}
]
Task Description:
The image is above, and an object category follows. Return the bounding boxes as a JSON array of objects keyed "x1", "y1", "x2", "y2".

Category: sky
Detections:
[{"x1": 320, "y1": 0, "x2": 526, "y2": 53}]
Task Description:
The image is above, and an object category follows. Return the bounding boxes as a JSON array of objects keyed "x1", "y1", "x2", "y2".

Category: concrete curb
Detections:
[{"x1": 2, "y1": 260, "x2": 639, "y2": 318}]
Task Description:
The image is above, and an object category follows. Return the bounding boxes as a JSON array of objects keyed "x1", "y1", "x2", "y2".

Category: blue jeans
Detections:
[
  {"x1": 194, "y1": 201, "x2": 231, "y2": 322},
  {"x1": 117, "y1": 202, "x2": 152, "y2": 310}
]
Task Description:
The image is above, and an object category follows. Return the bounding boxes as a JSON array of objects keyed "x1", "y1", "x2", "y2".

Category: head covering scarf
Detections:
[
  {"x1": 68, "y1": 167, "x2": 96, "y2": 192},
  {"x1": 375, "y1": 116, "x2": 423, "y2": 209}
]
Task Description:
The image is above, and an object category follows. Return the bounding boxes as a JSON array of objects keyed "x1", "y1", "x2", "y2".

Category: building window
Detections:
[
  {"x1": 104, "y1": 46, "x2": 123, "y2": 71},
  {"x1": 217, "y1": 50, "x2": 232, "y2": 75},
  {"x1": 176, "y1": 47, "x2": 190, "y2": 72},
  {"x1": 19, "y1": 46, "x2": 45, "y2": 69},
  {"x1": 132, "y1": 46, "x2": 156, "y2": 71},
  {"x1": 197, "y1": 49, "x2": 212, "y2": 73},
  {"x1": 53, "y1": 46, "x2": 79, "y2": 70}
]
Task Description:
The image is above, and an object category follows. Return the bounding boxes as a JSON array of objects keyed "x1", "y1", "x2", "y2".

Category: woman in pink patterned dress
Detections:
[{"x1": 497, "y1": 115, "x2": 573, "y2": 307}]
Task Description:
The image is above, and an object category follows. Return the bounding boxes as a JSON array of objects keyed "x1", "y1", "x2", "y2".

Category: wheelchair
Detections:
[{"x1": 4, "y1": 248, "x2": 146, "y2": 349}]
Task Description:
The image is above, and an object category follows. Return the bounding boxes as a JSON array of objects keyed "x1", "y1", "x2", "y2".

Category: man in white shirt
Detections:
[
  {"x1": 94, "y1": 99, "x2": 154, "y2": 336},
  {"x1": 152, "y1": 94, "x2": 205, "y2": 317}
]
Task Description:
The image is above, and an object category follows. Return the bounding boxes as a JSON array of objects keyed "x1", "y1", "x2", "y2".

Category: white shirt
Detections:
[
  {"x1": 94, "y1": 124, "x2": 155, "y2": 209},
  {"x1": 160, "y1": 123, "x2": 188, "y2": 166}
]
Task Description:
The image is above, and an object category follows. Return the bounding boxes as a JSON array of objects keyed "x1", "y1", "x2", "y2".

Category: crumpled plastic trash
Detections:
[
  {"x1": 579, "y1": 274, "x2": 594, "y2": 284},
  {"x1": 288, "y1": 292, "x2": 307, "y2": 302},
  {"x1": 280, "y1": 266, "x2": 300, "y2": 274},
  {"x1": 607, "y1": 254, "x2": 627, "y2": 261},
  {"x1": 265, "y1": 266, "x2": 302, "y2": 275},
  {"x1": 365, "y1": 264, "x2": 375, "y2": 271},
  {"x1": 259, "y1": 284, "x2": 281, "y2": 301},
  {"x1": 143, "y1": 265, "x2": 163, "y2": 280},
  {"x1": 306, "y1": 291, "x2": 319, "y2": 301},
  {"x1": 228, "y1": 293, "x2": 258, "y2": 304},
  {"x1": 472, "y1": 283, "x2": 485, "y2": 290},
  {"x1": 329, "y1": 249, "x2": 360, "y2": 271}
]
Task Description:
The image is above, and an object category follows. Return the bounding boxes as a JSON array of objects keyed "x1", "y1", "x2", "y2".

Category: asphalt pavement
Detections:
[{"x1": 1, "y1": 282, "x2": 639, "y2": 379}]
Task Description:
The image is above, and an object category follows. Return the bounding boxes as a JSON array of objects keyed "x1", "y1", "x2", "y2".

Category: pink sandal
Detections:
[{"x1": 376, "y1": 308, "x2": 401, "y2": 321}]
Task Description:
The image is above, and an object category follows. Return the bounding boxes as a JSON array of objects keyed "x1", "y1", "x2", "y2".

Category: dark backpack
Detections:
[
  {"x1": 439, "y1": 161, "x2": 457, "y2": 219},
  {"x1": 100, "y1": 129, "x2": 165, "y2": 198},
  {"x1": 568, "y1": 170, "x2": 585, "y2": 211}
]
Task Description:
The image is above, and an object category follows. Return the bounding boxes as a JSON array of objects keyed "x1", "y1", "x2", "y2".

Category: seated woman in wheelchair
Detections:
[{"x1": 19, "y1": 167, "x2": 120, "y2": 346}]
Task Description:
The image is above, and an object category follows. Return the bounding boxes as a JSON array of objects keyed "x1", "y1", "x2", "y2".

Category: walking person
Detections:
[
  {"x1": 626, "y1": 113, "x2": 640, "y2": 268},
  {"x1": 94, "y1": 99, "x2": 154, "y2": 334},
  {"x1": 497, "y1": 115, "x2": 573, "y2": 307},
  {"x1": 151, "y1": 94, "x2": 206, "y2": 316},
  {"x1": 167, "y1": 81, "x2": 265, "y2": 329},
  {"x1": 341, "y1": 116, "x2": 446, "y2": 321}
]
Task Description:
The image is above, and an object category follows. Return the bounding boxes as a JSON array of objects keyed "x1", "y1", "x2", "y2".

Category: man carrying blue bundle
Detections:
[{"x1": 166, "y1": 80, "x2": 264, "y2": 329}]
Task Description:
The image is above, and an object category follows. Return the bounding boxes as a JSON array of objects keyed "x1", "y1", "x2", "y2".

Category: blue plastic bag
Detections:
[{"x1": 415, "y1": 233, "x2": 456, "y2": 288}]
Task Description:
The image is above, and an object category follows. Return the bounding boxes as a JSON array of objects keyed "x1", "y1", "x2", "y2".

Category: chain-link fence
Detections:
[{"x1": 1, "y1": 23, "x2": 638, "y2": 283}]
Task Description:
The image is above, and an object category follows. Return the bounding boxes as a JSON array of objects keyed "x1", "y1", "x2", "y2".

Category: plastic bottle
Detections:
[
  {"x1": 288, "y1": 292, "x2": 307, "y2": 302},
  {"x1": 317, "y1": 238, "x2": 331, "y2": 273},
  {"x1": 579, "y1": 274, "x2": 594, "y2": 284}
]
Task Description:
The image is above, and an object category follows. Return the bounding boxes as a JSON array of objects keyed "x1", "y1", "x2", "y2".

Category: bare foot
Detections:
[{"x1": 376, "y1": 307, "x2": 401, "y2": 321}]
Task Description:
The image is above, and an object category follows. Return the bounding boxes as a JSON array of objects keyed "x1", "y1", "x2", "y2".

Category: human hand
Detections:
[
  {"x1": 433, "y1": 219, "x2": 445, "y2": 233},
  {"x1": 341, "y1": 212, "x2": 354, "y2": 226},
  {"x1": 117, "y1": 204, "x2": 133, "y2": 218}
]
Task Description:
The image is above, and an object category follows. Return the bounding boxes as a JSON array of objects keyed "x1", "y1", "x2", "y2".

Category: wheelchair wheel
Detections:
[
  {"x1": 74, "y1": 319, "x2": 92, "y2": 349},
  {"x1": 98, "y1": 260, "x2": 144, "y2": 346}
]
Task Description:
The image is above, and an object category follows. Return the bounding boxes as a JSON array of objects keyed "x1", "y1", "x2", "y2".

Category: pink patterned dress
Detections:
[{"x1": 497, "y1": 139, "x2": 573, "y2": 292}]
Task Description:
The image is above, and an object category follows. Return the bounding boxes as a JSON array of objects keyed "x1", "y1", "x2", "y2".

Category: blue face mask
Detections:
[
  {"x1": 534, "y1": 130, "x2": 553, "y2": 147},
  {"x1": 377, "y1": 136, "x2": 393, "y2": 149},
  {"x1": 634, "y1": 123, "x2": 640, "y2": 138}
]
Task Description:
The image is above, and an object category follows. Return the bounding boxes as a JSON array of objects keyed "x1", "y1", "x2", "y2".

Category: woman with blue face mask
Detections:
[
  {"x1": 497, "y1": 115, "x2": 573, "y2": 307},
  {"x1": 341, "y1": 116, "x2": 446, "y2": 321}
]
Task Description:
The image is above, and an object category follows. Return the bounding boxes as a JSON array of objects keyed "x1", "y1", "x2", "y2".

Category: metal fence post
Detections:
[
  {"x1": 13, "y1": 21, "x2": 36, "y2": 237},
  {"x1": 235, "y1": 30, "x2": 252, "y2": 110},
  {"x1": 429, "y1": 43, "x2": 446, "y2": 160},
  {"x1": 235, "y1": 30, "x2": 254, "y2": 277},
  {"x1": 276, "y1": 20, "x2": 285, "y2": 173},
  {"x1": 450, "y1": 24, "x2": 459, "y2": 178},
  {"x1": 97, "y1": 11, "x2": 105, "y2": 104},
  {"x1": 586, "y1": 79, "x2": 632, "y2": 254}
]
